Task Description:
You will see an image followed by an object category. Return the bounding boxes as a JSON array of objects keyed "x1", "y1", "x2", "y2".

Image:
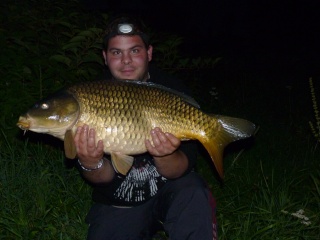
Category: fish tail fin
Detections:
[{"x1": 201, "y1": 115, "x2": 256, "y2": 179}]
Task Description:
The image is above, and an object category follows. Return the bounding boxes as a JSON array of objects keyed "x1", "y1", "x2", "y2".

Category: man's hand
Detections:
[
  {"x1": 145, "y1": 127, "x2": 181, "y2": 157},
  {"x1": 74, "y1": 124, "x2": 115, "y2": 183},
  {"x1": 145, "y1": 127, "x2": 188, "y2": 179},
  {"x1": 74, "y1": 124, "x2": 104, "y2": 167}
]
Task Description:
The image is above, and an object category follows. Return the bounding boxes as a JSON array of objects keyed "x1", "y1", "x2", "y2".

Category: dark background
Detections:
[{"x1": 81, "y1": 0, "x2": 320, "y2": 79}]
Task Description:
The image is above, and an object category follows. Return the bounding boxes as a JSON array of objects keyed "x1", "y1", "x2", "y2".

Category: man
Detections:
[{"x1": 74, "y1": 16, "x2": 217, "y2": 240}]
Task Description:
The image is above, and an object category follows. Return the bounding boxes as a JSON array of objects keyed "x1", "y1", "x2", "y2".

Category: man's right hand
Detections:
[
  {"x1": 74, "y1": 124, "x2": 104, "y2": 168},
  {"x1": 74, "y1": 124, "x2": 115, "y2": 183}
]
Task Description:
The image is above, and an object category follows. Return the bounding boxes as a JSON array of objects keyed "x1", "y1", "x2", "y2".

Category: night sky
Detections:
[
  {"x1": 84, "y1": 0, "x2": 320, "y2": 70},
  {"x1": 82, "y1": 0, "x2": 320, "y2": 78}
]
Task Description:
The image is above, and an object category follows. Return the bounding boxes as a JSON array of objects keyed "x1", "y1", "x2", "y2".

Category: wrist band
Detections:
[{"x1": 78, "y1": 158, "x2": 104, "y2": 171}]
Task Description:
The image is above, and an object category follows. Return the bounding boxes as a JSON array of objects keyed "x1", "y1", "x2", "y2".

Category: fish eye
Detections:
[{"x1": 41, "y1": 103, "x2": 49, "y2": 109}]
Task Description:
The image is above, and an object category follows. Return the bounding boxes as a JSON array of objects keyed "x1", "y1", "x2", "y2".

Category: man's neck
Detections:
[{"x1": 112, "y1": 72, "x2": 150, "y2": 82}]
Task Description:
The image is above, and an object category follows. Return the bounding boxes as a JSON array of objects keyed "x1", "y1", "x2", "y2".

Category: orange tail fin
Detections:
[{"x1": 201, "y1": 116, "x2": 256, "y2": 179}]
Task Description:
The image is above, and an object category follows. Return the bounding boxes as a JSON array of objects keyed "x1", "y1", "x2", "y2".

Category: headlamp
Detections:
[
  {"x1": 118, "y1": 24, "x2": 134, "y2": 34},
  {"x1": 103, "y1": 17, "x2": 150, "y2": 49}
]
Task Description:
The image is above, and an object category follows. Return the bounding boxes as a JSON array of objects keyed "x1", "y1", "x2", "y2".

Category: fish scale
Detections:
[{"x1": 17, "y1": 80, "x2": 256, "y2": 177}]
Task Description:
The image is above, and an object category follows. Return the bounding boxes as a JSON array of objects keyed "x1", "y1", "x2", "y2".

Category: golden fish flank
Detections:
[{"x1": 17, "y1": 80, "x2": 256, "y2": 177}]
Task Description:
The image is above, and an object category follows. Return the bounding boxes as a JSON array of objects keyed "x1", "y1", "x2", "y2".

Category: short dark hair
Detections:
[{"x1": 103, "y1": 16, "x2": 150, "y2": 49}]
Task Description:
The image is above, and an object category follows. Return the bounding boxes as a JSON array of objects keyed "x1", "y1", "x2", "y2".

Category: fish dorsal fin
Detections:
[
  {"x1": 64, "y1": 129, "x2": 77, "y2": 159},
  {"x1": 110, "y1": 152, "x2": 134, "y2": 175},
  {"x1": 120, "y1": 80, "x2": 200, "y2": 109}
]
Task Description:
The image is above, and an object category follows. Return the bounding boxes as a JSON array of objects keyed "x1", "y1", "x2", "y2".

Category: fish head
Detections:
[{"x1": 17, "y1": 91, "x2": 80, "y2": 140}]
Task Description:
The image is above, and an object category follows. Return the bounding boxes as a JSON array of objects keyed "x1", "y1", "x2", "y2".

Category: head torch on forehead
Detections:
[
  {"x1": 108, "y1": 22, "x2": 144, "y2": 37},
  {"x1": 117, "y1": 23, "x2": 136, "y2": 34},
  {"x1": 103, "y1": 19, "x2": 150, "y2": 48}
]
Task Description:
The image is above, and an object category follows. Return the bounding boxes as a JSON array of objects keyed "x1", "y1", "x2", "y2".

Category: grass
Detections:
[
  {"x1": 201, "y1": 156, "x2": 320, "y2": 239},
  {"x1": 196, "y1": 139, "x2": 319, "y2": 239},
  {"x1": 0, "y1": 138, "x2": 91, "y2": 239}
]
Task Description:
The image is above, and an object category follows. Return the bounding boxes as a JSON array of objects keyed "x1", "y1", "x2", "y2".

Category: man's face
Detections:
[{"x1": 103, "y1": 35, "x2": 153, "y2": 81}]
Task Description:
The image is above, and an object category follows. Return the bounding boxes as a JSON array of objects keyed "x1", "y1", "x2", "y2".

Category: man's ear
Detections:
[
  {"x1": 147, "y1": 45, "x2": 153, "y2": 62},
  {"x1": 102, "y1": 50, "x2": 108, "y2": 65}
]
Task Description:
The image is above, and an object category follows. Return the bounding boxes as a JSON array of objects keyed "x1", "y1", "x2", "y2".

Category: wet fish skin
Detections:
[{"x1": 17, "y1": 80, "x2": 256, "y2": 177}]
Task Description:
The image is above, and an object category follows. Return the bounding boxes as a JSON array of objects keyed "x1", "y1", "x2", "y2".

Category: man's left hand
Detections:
[{"x1": 145, "y1": 127, "x2": 181, "y2": 157}]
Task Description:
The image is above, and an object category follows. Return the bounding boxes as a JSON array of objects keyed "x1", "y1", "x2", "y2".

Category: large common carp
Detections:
[{"x1": 17, "y1": 80, "x2": 255, "y2": 177}]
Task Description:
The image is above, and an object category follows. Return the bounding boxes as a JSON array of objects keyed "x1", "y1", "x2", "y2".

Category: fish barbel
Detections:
[{"x1": 17, "y1": 80, "x2": 256, "y2": 177}]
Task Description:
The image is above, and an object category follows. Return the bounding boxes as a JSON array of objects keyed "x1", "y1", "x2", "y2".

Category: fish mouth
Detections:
[{"x1": 17, "y1": 116, "x2": 30, "y2": 130}]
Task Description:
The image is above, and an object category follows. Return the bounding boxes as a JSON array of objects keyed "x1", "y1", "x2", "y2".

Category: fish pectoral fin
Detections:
[
  {"x1": 110, "y1": 152, "x2": 134, "y2": 175},
  {"x1": 64, "y1": 130, "x2": 77, "y2": 159}
]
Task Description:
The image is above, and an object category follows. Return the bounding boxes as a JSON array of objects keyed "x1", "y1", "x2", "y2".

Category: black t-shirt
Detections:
[{"x1": 90, "y1": 65, "x2": 198, "y2": 207}]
